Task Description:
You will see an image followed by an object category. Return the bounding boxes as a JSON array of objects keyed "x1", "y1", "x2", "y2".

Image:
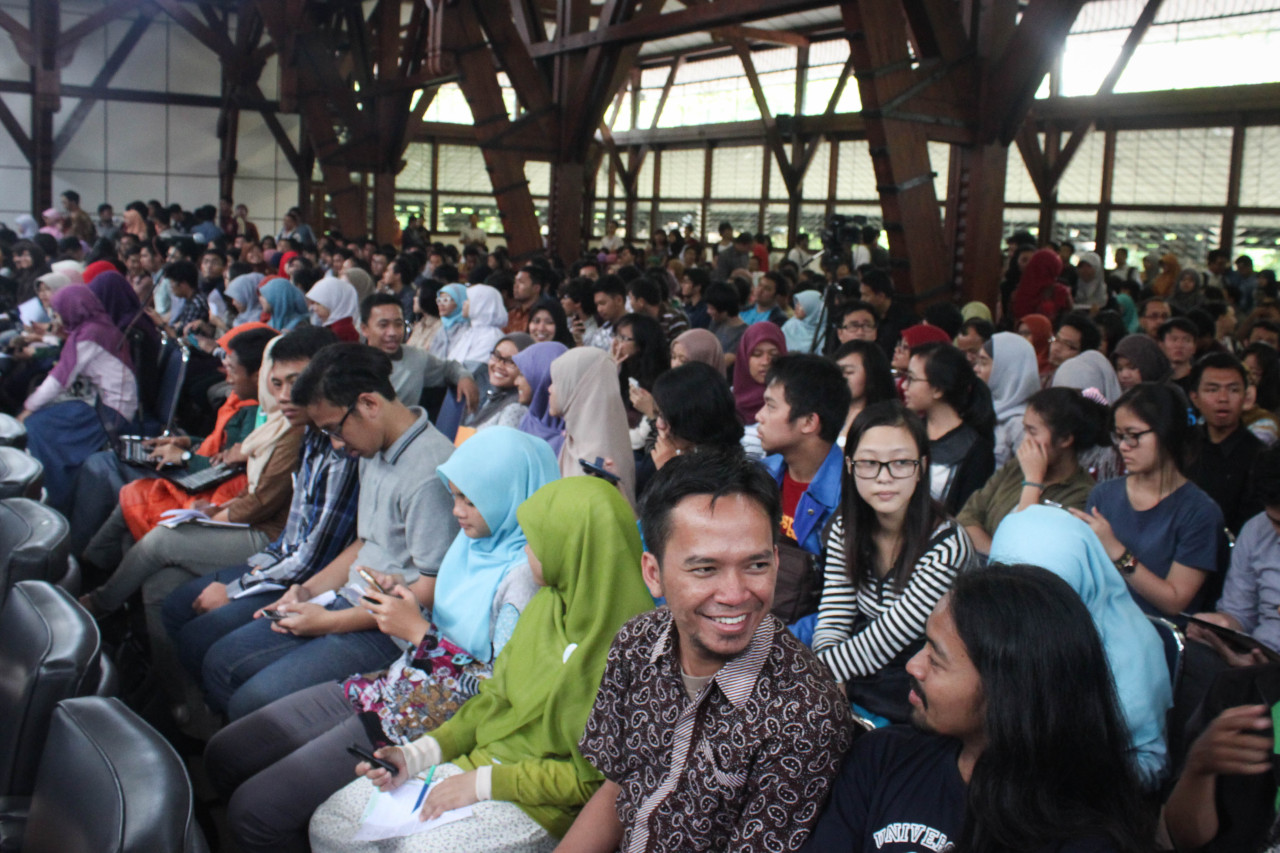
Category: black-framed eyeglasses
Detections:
[
  {"x1": 490, "y1": 350, "x2": 515, "y2": 367},
  {"x1": 901, "y1": 373, "x2": 925, "y2": 386},
  {"x1": 1050, "y1": 335, "x2": 1080, "y2": 353},
  {"x1": 320, "y1": 403, "x2": 357, "y2": 440},
  {"x1": 846, "y1": 458, "x2": 921, "y2": 479},
  {"x1": 841, "y1": 321, "x2": 876, "y2": 333},
  {"x1": 616, "y1": 333, "x2": 636, "y2": 344},
  {"x1": 1111, "y1": 429, "x2": 1154, "y2": 448}
]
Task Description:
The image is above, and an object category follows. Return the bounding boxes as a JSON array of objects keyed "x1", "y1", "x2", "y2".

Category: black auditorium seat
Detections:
[
  {"x1": 11, "y1": 697, "x2": 209, "y2": 853},
  {"x1": 0, "y1": 582, "x2": 104, "y2": 800},
  {"x1": 0, "y1": 449, "x2": 42, "y2": 500},
  {"x1": 0, "y1": 500, "x2": 72, "y2": 610},
  {"x1": 0, "y1": 415, "x2": 24, "y2": 450}
]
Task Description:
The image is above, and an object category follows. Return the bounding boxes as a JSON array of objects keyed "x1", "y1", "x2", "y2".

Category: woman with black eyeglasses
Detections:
[
  {"x1": 1072, "y1": 382, "x2": 1224, "y2": 616},
  {"x1": 812, "y1": 400, "x2": 974, "y2": 725},
  {"x1": 462, "y1": 333, "x2": 535, "y2": 432}
]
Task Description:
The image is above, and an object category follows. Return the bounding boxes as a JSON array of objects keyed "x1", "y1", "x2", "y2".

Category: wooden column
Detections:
[
  {"x1": 548, "y1": 160, "x2": 585, "y2": 267},
  {"x1": 1222, "y1": 120, "x2": 1246, "y2": 255},
  {"x1": 29, "y1": 0, "x2": 59, "y2": 215}
]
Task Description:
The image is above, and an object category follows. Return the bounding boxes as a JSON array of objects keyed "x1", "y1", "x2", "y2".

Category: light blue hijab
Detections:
[
  {"x1": 260, "y1": 277, "x2": 309, "y2": 331},
  {"x1": 432, "y1": 426, "x2": 560, "y2": 662},
  {"x1": 226, "y1": 273, "x2": 264, "y2": 326},
  {"x1": 781, "y1": 289, "x2": 825, "y2": 354},
  {"x1": 988, "y1": 505, "x2": 1173, "y2": 785},
  {"x1": 439, "y1": 283, "x2": 469, "y2": 331}
]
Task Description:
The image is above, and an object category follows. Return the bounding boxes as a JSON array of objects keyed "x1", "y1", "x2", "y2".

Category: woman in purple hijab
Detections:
[
  {"x1": 88, "y1": 271, "x2": 161, "y2": 411},
  {"x1": 512, "y1": 341, "x2": 567, "y2": 454},
  {"x1": 21, "y1": 285, "x2": 139, "y2": 511}
]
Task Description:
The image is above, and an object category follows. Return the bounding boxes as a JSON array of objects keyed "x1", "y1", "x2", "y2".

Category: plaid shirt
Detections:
[
  {"x1": 226, "y1": 427, "x2": 360, "y2": 596},
  {"x1": 172, "y1": 291, "x2": 209, "y2": 328}
]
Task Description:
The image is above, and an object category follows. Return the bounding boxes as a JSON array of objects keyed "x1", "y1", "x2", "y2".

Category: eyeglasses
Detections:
[
  {"x1": 901, "y1": 373, "x2": 925, "y2": 386},
  {"x1": 489, "y1": 350, "x2": 515, "y2": 367},
  {"x1": 320, "y1": 403, "x2": 357, "y2": 440},
  {"x1": 1111, "y1": 429, "x2": 1154, "y2": 448},
  {"x1": 1143, "y1": 313, "x2": 1171, "y2": 322},
  {"x1": 615, "y1": 333, "x2": 636, "y2": 344},
  {"x1": 1050, "y1": 336, "x2": 1080, "y2": 353},
  {"x1": 841, "y1": 321, "x2": 876, "y2": 333},
  {"x1": 846, "y1": 458, "x2": 921, "y2": 479}
]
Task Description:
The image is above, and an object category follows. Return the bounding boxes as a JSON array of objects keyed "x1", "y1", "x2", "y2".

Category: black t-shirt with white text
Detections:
[{"x1": 800, "y1": 726, "x2": 1118, "y2": 853}]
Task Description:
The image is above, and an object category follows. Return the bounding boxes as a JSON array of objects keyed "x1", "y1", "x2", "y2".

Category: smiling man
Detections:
[{"x1": 559, "y1": 450, "x2": 854, "y2": 853}]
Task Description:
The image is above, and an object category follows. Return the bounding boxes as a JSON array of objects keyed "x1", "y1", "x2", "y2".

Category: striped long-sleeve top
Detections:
[{"x1": 812, "y1": 517, "x2": 972, "y2": 682}]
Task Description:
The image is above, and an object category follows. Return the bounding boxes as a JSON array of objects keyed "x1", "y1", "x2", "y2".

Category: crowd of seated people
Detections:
[{"x1": 7, "y1": 197, "x2": 1280, "y2": 852}]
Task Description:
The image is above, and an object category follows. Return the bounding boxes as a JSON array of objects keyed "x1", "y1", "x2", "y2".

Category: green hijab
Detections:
[{"x1": 429, "y1": 476, "x2": 652, "y2": 826}]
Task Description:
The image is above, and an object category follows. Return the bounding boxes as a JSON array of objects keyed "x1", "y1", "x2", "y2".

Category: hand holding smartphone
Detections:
[
  {"x1": 346, "y1": 743, "x2": 398, "y2": 775},
  {"x1": 358, "y1": 568, "x2": 391, "y2": 605}
]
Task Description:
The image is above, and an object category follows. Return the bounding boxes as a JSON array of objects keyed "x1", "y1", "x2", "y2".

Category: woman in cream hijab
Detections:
[{"x1": 548, "y1": 346, "x2": 637, "y2": 508}]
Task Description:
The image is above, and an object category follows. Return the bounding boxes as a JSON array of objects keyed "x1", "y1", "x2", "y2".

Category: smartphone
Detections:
[
  {"x1": 627, "y1": 376, "x2": 640, "y2": 390},
  {"x1": 262, "y1": 608, "x2": 289, "y2": 622},
  {"x1": 579, "y1": 456, "x2": 621, "y2": 485},
  {"x1": 346, "y1": 743, "x2": 398, "y2": 775},
  {"x1": 357, "y1": 568, "x2": 390, "y2": 605}
]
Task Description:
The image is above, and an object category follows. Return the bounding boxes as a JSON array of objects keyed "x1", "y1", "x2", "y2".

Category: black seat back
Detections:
[
  {"x1": 0, "y1": 414, "x2": 25, "y2": 449},
  {"x1": 23, "y1": 697, "x2": 208, "y2": 853},
  {"x1": 0, "y1": 581, "x2": 102, "y2": 797},
  {"x1": 0, "y1": 499, "x2": 70, "y2": 613},
  {"x1": 0, "y1": 447, "x2": 43, "y2": 500}
]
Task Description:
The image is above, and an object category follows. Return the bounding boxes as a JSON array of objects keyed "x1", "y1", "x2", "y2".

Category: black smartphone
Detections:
[
  {"x1": 346, "y1": 743, "x2": 397, "y2": 775},
  {"x1": 579, "y1": 456, "x2": 621, "y2": 485},
  {"x1": 262, "y1": 608, "x2": 289, "y2": 622}
]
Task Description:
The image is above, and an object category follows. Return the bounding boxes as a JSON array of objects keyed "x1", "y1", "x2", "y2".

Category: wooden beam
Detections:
[
  {"x1": 902, "y1": 0, "x2": 970, "y2": 64},
  {"x1": 57, "y1": 0, "x2": 145, "y2": 65},
  {"x1": 54, "y1": 10, "x2": 153, "y2": 159},
  {"x1": 152, "y1": 0, "x2": 234, "y2": 58},
  {"x1": 709, "y1": 25, "x2": 811, "y2": 49},
  {"x1": 730, "y1": 37, "x2": 797, "y2": 195},
  {"x1": 0, "y1": 95, "x2": 31, "y2": 162},
  {"x1": 527, "y1": 0, "x2": 832, "y2": 58},
  {"x1": 0, "y1": 10, "x2": 33, "y2": 65},
  {"x1": 980, "y1": 0, "x2": 1086, "y2": 145},
  {"x1": 1221, "y1": 120, "x2": 1246, "y2": 255}
]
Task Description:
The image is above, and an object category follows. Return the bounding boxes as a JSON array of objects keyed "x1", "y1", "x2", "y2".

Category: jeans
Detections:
[
  {"x1": 202, "y1": 598, "x2": 401, "y2": 720},
  {"x1": 163, "y1": 566, "x2": 272, "y2": 681}
]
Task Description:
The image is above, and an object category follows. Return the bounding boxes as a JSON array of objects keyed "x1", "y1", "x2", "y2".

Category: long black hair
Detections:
[
  {"x1": 616, "y1": 312, "x2": 670, "y2": 391},
  {"x1": 910, "y1": 341, "x2": 996, "y2": 436},
  {"x1": 830, "y1": 339, "x2": 895, "y2": 406},
  {"x1": 652, "y1": 362, "x2": 743, "y2": 448},
  {"x1": 841, "y1": 401, "x2": 945, "y2": 593},
  {"x1": 1244, "y1": 341, "x2": 1280, "y2": 411},
  {"x1": 1025, "y1": 387, "x2": 1109, "y2": 452},
  {"x1": 1112, "y1": 382, "x2": 1199, "y2": 476},
  {"x1": 950, "y1": 564, "x2": 1153, "y2": 853}
]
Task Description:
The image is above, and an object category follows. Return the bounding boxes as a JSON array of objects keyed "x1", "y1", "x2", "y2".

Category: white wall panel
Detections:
[
  {"x1": 236, "y1": 178, "x2": 280, "y2": 226},
  {"x1": 106, "y1": 18, "x2": 169, "y2": 91},
  {"x1": 168, "y1": 24, "x2": 221, "y2": 96},
  {"x1": 55, "y1": 100, "x2": 107, "y2": 171},
  {"x1": 105, "y1": 102, "x2": 167, "y2": 171},
  {"x1": 236, "y1": 113, "x2": 278, "y2": 179},
  {"x1": 61, "y1": 11, "x2": 108, "y2": 87},
  {"x1": 167, "y1": 176, "x2": 220, "y2": 209},
  {"x1": 0, "y1": 94, "x2": 30, "y2": 169},
  {"x1": 167, "y1": 106, "x2": 219, "y2": 175},
  {"x1": 105, "y1": 172, "x2": 167, "y2": 207},
  {"x1": 53, "y1": 171, "x2": 106, "y2": 213}
]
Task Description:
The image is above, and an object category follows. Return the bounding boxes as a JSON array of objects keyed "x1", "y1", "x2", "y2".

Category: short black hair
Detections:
[
  {"x1": 1156, "y1": 317, "x2": 1198, "y2": 341},
  {"x1": 960, "y1": 317, "x2": 995, "y2": 340},
  {"x1": 860, "y1": 268, "x2": 893, "y2": 298},
  {"x1": 293, "y1": 267, "x2": 323, "y2": 293},
  {"x1": 593, "y1": 274, "x2": 626, "y2": 300},
  {"x1": 291, "y1": 343, "x2": 396, "y2": 408},
  {"x1": 225, "y1": 327, "x2": 277, "y2": 374},
  {"x1": 521, "y1": 264, "x2": 558, "y2": 293},
  {"x1": 684, "y1": 267, "x2": 710, "y2": 293},
  {"x1": 1190, "y1": 351, "x2": 1248, "y2": 391},
  {"x1": 626, "y1": 276, "x2": 661, "y2": 306},
  {"x1": 836, "y1": 299, "x2": 879, "y2": 325},
  {"x1": 270, "y1": 325, "x2": 339, "y2": 363},
  {"x1": 360, "y1": 292, "x2": 404, "y2": 325},
  {"x1": 765, "y1": 354, "x2": 852, "y2": 444},
  {"x1": 62, "y1": 190, "x2": 80, "y2": 204},
  {"x1": 923, "y1": 303, "x2": 964, "y2": 339},
  {"x1": 639, "y1": 447, "x2": 780, "y2": 565},
  {"x1": 163, "y1": 259, "x2": 199, "y2": 288},
  {"x1": 702, "y1": 282, "x2": 740, "y2": 317},
  {"x1": 1057, "y1": 311, "x2": 1101, "y2": 352}
]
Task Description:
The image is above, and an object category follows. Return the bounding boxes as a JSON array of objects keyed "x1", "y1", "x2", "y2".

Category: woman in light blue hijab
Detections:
[
  {"x1": 988, "y1": 504, "x2": 1173, "y2": 787},
  {"x1": 781, "y1": 289, "x2": 826, "y2": 354},
  {"x1": 226, "y1": 272, "x2": 264, "y2": 326},
  {"x1": 432, "y1": 426, "x2": 560, "y2": 662},
  {"x1": 258, "y1": 277, "x2": 309, "y2": 331},
  {"x1": 429, "y1": 282, "x2": 470, "y2": 357}
]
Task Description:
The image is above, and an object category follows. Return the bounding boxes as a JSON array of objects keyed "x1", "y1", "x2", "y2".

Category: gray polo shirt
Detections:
[
  {"x1": 390, "y1": 346, "x2": 470, "y2": 407},
  {"x1": 348, "y1": 408, "x2": 458, "y2": 593}
]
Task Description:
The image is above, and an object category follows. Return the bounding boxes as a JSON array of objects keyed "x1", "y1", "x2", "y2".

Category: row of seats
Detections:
[{"x1": 0, "y1": 581, "x2": 207, "y2": 852}]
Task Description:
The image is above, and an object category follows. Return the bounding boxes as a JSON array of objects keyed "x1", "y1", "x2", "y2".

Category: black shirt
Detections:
[
  {"x1": 1190, "y1": 424, "x2": 1263, "y2": 535},
  {"x1": 801, "y1": 727, "x2": 1120, "y2": 853},
  {"x1": 876, "y1": 301, "x2": 918, "y2": 360}
]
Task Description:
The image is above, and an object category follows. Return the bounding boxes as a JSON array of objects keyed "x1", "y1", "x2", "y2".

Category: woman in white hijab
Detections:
[
  {"x1": 446, "y1": 284, "x2": 508, "y2": 366},
  {"x1": 1074, "y1": 251, "x2": 1108, "y2": 312},
  {"x1": 305, "y1": 275, "x2": 361, "y2": 341},
  {"x1": 975, "y1": 331, "x2": 1041, "y2": 468}
]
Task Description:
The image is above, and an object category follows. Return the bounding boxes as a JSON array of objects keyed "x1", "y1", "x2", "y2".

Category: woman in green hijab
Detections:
[{"x1": 309, "y1": 476, "x2": 654, "y2": 852}]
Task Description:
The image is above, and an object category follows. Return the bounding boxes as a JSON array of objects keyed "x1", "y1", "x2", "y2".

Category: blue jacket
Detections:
[{"x1": 762, "y1": 442, "x2": 844, "y2": 556}]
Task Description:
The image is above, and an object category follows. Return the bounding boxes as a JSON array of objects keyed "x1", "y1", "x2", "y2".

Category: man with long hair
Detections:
[{"x1": 801, "y1": 564, "x2": 1154, "y2": 853}]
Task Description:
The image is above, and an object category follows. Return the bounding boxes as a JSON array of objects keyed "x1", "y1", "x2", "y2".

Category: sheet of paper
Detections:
[
  {"x1": 351, "y1": 779, "x2": 474, "y2": 842},
  {"x1": 156, "y1": 508, "x2": 249, "y2": 529},
  {"x1": 18, "y1": 298, "x2": 49, "y2": 325},
  {"x1": 310, "y1": 589, "x2": 338, "y2": 607},
  {"x1": 228, "y1": 581, "x2": 287, "y2": 600}
]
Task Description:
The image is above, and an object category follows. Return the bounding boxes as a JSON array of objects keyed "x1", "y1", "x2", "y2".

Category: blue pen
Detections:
[{"x1": 412, "y1": 765, "x2": 436, "y2": 813}]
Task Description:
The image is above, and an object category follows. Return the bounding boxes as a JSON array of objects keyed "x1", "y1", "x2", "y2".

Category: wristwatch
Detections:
[
  {"x1": 1113, "y1": 550, "x2": 1138, "y2": 576},
  {"x1": 181, "y1": 450, "x2": 193, "y2": 463}
]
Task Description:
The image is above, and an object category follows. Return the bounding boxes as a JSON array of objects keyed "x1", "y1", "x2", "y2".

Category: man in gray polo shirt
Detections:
[{"x1": 200, "y1": 343, "x2": 458, "y2": 720}]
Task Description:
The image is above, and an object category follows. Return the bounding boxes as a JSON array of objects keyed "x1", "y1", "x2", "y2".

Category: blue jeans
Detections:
[
  {"x1": 202, "y1": 598, "x2": 401, "y2": 720},
  {"x1": 163, "y1": 566, "x2": 272, "y2": 682}
]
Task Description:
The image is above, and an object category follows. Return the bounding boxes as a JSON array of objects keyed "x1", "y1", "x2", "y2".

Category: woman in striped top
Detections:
[{"x1": 812, "y1": 400, "x2": 973, "y2": 724}]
